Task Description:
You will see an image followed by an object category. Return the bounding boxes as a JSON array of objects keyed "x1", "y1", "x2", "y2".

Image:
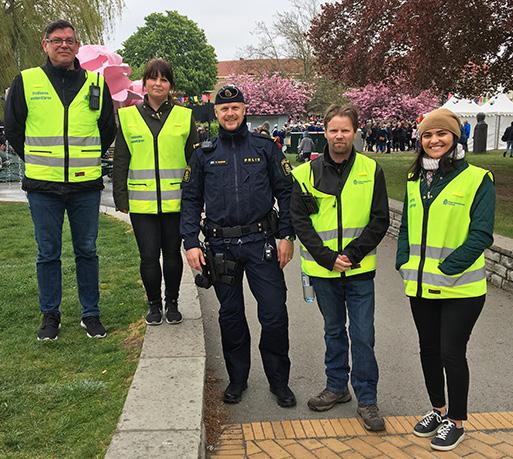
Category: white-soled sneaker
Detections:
[
  {"x1": 431, "y1": 419, "x2": 465, "y2": 451},
  {"x1": 413, "y1": 409, "x2": 444, "y2": 437}
]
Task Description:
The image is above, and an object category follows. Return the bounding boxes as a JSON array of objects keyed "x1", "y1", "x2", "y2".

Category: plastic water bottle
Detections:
[{"x1": 301, "y1": 272, "x2": 315, "y2": 303}]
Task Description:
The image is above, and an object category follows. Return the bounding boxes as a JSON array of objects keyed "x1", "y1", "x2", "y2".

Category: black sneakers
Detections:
[
  {"x1": 37, "y1": 313, "x2": 61, "y2": 341},
  {"x1": 307, "y1": 389, "x2": 352, "y2": 412},
  {"x1": 413, "y1": 409, "x2": 445, "y2": 437},
  {"x1": 80, "y1": 316, "x2": 107, "y2": 338},
  {"x1": 145, "y1": 301, "x2": 163, "y2": 325},
  {"x1": 165, "y1": 299, "x2": 183, "y2": 324},
  {"x1": 357, "y1": 404, "x2": 386, "y2": 431},
  {"x1": 431, "y1": 419, "x2": 465, "y2": 451}
]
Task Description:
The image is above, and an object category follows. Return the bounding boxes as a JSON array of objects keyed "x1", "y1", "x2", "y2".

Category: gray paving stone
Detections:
[
  {"x1": 117, "y1": 356, "x2": 205, "y2": 432},
  {"x1": 106, "y1": 429, "x2": 203, "y2": 459},
  {"x1": 142, "y1": 320, "x2": 206, "y2": 359}
]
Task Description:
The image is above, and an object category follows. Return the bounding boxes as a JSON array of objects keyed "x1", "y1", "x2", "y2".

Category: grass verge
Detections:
[{"x1": 0, "y1": 202, "x2": 145, "y2": 458}]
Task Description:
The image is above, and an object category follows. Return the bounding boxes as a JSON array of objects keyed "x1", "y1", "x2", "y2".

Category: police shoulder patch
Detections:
[
  {"x1": 183, "y1": 166, "x2": 192, "y2": 183},
  {"x1": 281, "y1": 158, "x2": 292, "y2": 176}
]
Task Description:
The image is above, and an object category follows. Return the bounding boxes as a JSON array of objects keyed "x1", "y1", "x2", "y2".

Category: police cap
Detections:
[{"x1": 215, "y1": 85, "x2": 245, "y2": 105}]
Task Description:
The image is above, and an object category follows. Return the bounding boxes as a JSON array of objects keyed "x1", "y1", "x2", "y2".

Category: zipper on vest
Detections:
[
  {"x1": 416, "y1": 205, "x2": 430, "y2": 297},
  {"x1": 153, "y1": 136, "x2": 162, "y2": 213},
  {"x1": 63, "y1": 104, "x2": 69, "y2": 182},
  {"x1": 336, "y1": 195, "x2": 342, "y2": 253}
]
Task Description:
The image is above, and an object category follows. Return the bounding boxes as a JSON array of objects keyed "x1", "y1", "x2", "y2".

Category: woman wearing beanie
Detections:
[{"x1": 395, "y1": 108, "x2": 495, "y2": 451}]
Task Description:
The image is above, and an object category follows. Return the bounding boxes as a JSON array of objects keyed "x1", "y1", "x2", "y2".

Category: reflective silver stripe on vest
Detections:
[
  {"x1": 129, "y1": 189, "x2": 182, "y2": 201},
  {"x1": 400, "y1": 267, "x2": 486, "y2": 287},
  {"x1": 409, "y1": 244, "x2": 454, "y2": 260},
  {"x1": 129, "y1": 170, "x2": 156, "y2": 180},
  {"x1": 300, "y1": 247, "x2": 376, "y2": 262},
  {"x1": 25, "y1": 154, "x2": 64, "y2": 167},
  {"x1": 317, "y1": 229, "x2": 338, "y2": 241},
  {"x1": 343, "y1": 227, "x2": 364, "y2": 239},
  {"x1": 160, "y1": 168, "x2": 185, "y2": 180},
  {"x1": 317, "y1": 227, "x2": 364, "y2": 242},
  {"x1": 128, "y1": 169, "x2": 185, "y2": 180},
  {"x1": 25, "y1": 136, "x2": 101, "y2": 147},
  {"x1": 69, "y1": 157, "x2": 101, "y2": 167}
]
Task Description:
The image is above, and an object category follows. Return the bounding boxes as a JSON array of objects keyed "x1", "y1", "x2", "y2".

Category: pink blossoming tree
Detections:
[
  {"x1": 344, "y1": 82, "x2": 439, "y2": 120},
  {"x1": 229, "y1": 73, "x2": 312, "y2": 116}
]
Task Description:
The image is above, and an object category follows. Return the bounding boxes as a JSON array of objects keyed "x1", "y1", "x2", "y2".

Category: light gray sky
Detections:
[{"x1": 105, "y1": 0, "x2": 318, "y2": 60}]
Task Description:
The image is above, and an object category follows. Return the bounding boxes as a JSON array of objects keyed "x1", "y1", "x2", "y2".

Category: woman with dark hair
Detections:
[
  {"x1": 113, "y1": 58, "x2": 198, "y2": 325},
  {"x1": 395, "y1": 108, "x2": 495, "y2": 451}
]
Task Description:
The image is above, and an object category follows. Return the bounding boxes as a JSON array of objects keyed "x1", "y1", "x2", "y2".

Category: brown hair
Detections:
[
  {"x1": 323, "y1": 104, "x2": 359, "y2": 131},
  {"x1": 142, "y1": 58, "x2": 175, "y2": 88},
  {"x1": 44, "y1": 19, "x2": 76, "y2": 39}
]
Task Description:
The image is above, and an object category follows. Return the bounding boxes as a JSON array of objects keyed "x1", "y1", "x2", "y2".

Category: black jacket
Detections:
[
  {"x1": 180, "y1": 121, "x2": 294, "y2": 249},
  {"x1": 503, "y1": 126, "x2": 513, "y2": 142},
  {"x1": 290, "y1": 147, "x2": 389, "y2": 281},
  {"x1": 4, "y1": 58, "x2": 116, "y2": 194},
  {"x1": 112, "y1": 96, "x2": 199, "y2": 211}
]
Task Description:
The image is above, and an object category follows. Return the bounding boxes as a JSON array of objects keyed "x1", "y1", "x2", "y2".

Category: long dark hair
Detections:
[{"x1": 408, "y1": 137, "x2": 459, "y2": 181}]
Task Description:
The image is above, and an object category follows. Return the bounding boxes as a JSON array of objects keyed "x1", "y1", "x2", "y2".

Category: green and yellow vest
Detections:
[
  {"x1": 118, "y1": 104, "x2": 191, "y2": 214},
  {"x1": 22, "y1": 67, "x2": 103, "y2": 182},
  {"x1": 400, "y1": 164, "x2": 491, "y2": 298},
  {"x1": 292, "y1": 153, "x2": 377, "y2": 278}
]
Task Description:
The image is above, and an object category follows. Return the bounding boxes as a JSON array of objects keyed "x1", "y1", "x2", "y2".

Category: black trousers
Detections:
[
  {"x1": 130, "y1": 212, "x2": 183, "y2": 303},
  {"x1": 410, "y1": 295, "x2": 485, "y2": 420},
  {"x1": 212, "y1": 240, "x2": 291, "y2": 389}
]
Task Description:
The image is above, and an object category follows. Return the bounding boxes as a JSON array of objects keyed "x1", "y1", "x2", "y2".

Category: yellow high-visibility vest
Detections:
[
  {"x1": 400, "y1": 164, "x2": 492, "y2": 298},
  {"x1": 118, "y1": 104, "x2": 191, "y2": 214},
  {"x1": 22, "y1": 67, "x2": 103, "y2": 182},
  {"x1": 292, "y1": 153, "x2": 377, "y2": 278}
]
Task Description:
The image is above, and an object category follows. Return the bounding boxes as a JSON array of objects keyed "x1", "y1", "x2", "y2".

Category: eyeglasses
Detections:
[{"x1": 45, "y1": 38, "x2": 77, "y2": 46}]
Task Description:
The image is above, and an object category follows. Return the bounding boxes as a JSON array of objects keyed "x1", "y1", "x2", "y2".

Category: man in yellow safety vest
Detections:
[
  {"x1": 5, "y1": 19, "x2": 116, "y2": 341},
  {"x1": 290, "y1": 104, "x2": 389, "y2": 430}
]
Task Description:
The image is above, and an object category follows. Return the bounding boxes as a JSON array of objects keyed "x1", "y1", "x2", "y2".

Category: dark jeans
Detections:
[
  {"x1": 212, "y1": 240, "x2": 290, "y2": 389},
  {"x1": 311, "y1": 277, "x2": 379, "y2": 405},
  {"x1": 410, "y1": 295, "x2": 485, "y2": 420},
  {"x1": 129, "y1": 212, "x2": 183, "y2": 303},
  {"x1": 27, "y1": 190, "x2": 101, "y2": 318}
]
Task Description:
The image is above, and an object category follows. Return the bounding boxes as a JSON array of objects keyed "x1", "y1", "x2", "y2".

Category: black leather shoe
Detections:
[
  {"x1": 270, "y1": 385, "x2": 297, "y2": 408},
  {"x1": 223, "y1": 382, "x2": 247, "y2": 404}
]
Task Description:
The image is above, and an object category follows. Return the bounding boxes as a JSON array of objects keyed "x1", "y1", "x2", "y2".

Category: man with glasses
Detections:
[
  {"x1": 5, "y1": 19, "x2": 116, "y2": 340},
  {"x1": 181, "y1": 85, "x2": 296, "y2": 407}
]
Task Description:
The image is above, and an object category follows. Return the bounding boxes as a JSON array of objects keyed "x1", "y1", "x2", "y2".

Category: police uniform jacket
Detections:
[
  {"x1": 4, "y1": 58, "x2": 116, "y2": 194},
  {"x1": 290, "y1": 146, "x2": 389, "y2": 281},
  {"x1": 181, "y1": 121, "x2": 294, "y2": 249}
]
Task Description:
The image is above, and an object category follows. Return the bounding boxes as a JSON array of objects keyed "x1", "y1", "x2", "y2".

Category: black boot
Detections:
[
  {"x1": 145, "y1": 300, "x2": 163, "y2": 325},
  {"x1": 165, "y1": 299, "x2": 183, "y2": 324}
]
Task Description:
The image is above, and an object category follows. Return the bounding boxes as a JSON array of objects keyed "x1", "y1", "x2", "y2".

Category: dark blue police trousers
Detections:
[{"x1": 212, "y1": 239, "x2": 291, "y2": 389}]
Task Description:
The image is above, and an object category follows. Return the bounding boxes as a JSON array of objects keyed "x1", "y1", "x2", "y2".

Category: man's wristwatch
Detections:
[{"x1": 283, "y1": 235, "x2": 296, "y2": 242}]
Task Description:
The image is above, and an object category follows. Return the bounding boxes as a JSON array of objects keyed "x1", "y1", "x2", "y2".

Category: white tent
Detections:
[
  {"x1": 482, "y1": 94, "x2": 513, "y2": 149},
  {"x1": 442, "y1": 95, "x2": 513, "y2": 151}
]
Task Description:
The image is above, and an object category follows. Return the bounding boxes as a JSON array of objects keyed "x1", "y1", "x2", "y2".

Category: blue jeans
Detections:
[
  {"x1": 507, "y1": 141, "x2": 513, "y2": 155},
  {"x1": 27, "y1": 190, "x2": 101, "y2": 318},
  {"x1": 311, "y1": 277, "x2": 379, "y2": 405}
]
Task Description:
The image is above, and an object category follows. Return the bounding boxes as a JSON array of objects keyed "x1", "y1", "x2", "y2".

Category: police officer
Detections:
[
  {"x1": 181, "y1": 85, "x2": 296, "y2": 407},
  {"x1": 4, "y1": 19, "x2": 116, "y2": 341}
]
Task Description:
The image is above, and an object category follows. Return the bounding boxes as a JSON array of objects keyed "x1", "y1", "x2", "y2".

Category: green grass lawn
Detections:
[
  {"x1": 0, "y1": 203, "x2": 146, "y2": 458},
  {"x1": 366, "y1": 150, "x2": 513, "y2": 239},
  {"x1": 287, "y1": 150, "x2": 513, "y2": 239}
]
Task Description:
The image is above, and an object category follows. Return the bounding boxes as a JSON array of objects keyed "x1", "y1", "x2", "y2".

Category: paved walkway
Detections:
[{"x1": 211, "y1": 413, "x2": 513, "y2": 458}]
